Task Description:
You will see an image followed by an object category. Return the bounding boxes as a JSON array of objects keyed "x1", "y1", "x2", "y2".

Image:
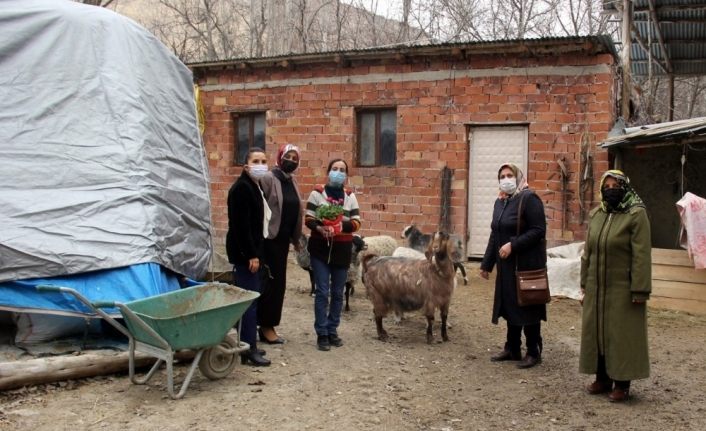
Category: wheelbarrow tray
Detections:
[{"x1": 121, "y1": 283, "x2": 258, "y2": 351}]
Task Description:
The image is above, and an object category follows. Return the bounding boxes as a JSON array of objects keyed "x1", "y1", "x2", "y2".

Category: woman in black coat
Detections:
[
  {"x1": 226, "y1": 147, "x2": 271, "y2": 367},
  {"x1": 480, "y1": 163, "x2": 547, "y2": 369}
]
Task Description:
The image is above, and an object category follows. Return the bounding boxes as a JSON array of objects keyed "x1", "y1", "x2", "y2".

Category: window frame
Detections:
[
  {"x1": 232, "y1": 111, "x2": 266, "y2": 166},
  {"x1": 356, "y1": 107, "x2": 397, "y2": 167}
]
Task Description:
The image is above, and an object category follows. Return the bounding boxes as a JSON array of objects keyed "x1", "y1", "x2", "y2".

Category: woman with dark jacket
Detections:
[
  {"x1": 257, "y1": 144, "x2": 303, "y2": 344},
  {"x1": 580, "y1": 170, "x2": 651, "y2": 402},
  {"x1": 480, "y1": 163, "x2": 547, "y2": 369},
  {"x1": 226, "y1": 147, "x2": 271, "y2": 367},
  {"x1": 304, "y1": 158, "x2": 361, "y2": 352}
]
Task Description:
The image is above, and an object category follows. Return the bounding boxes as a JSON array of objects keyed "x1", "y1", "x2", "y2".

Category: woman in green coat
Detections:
[{"x1": 579, "y1": 170, "x2": 651, "y2": 403}]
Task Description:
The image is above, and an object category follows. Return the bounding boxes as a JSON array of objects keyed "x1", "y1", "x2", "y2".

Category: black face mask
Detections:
[
  {"x1": 280, "y1": 159, "x2": 298, "y2": 174},
  {"x1": 602, "y1": 188, "x2": 626, "y2": 209}
]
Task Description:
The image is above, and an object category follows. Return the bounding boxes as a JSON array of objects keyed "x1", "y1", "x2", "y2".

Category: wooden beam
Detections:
[
  {"x1": 630, "y1": 22, "x2": 669, "y2": 74},
  {"x1": 647, "y1": 0, "x2": 674, "y2": 74},
  {"x1": 621, "y1": 0, "x2": 632, "y2": 120},
  {"x1": 0, "y1": 350, "x2": 196, "y2": 391},
  {"x1": 633, "y1": 3, "x2": 706, "y2": 13},
  {"x1": 668, "y1": 74, "x2": 675, "y2": 121},
  {"x1": 652, "y1": 248, "x2": 694, "y2": 266},
  {"x1": 650, "y1": 296, "x2": 706, "y2": 315}
]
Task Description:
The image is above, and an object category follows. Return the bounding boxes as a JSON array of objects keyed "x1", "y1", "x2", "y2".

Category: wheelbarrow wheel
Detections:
[{"x1": 198, "y1": 335, "x2": 238, "y2": 380}]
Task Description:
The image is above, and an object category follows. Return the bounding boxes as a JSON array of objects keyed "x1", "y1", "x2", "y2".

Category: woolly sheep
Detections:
[{"x1": 360, "y1": 235, "x2": 398, "y2": 258}]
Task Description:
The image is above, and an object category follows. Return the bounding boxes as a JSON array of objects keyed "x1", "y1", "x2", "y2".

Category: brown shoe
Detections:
[
  {"x1": 586, "y1": 380, "x2": 613, "y2": 395},
  {"x1": 516, "y1": 354, "x2": 541, "y2": 369},
  {"x1": 608, "y1": 387, "x2": 630, "y2": 402},
  {"x1": 490, "y1": 350, "x2": 521, "y2": 362}
]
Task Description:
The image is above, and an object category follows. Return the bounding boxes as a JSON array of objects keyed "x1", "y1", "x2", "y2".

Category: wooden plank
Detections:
[
  {"x1": 649, "y1": 296, "x2": 706, "y2": 315},
  {"x1": 652, "y1": 264, "x2": 706, "y2": 284},
  {"x1": 651, "y1": 248, "x2": 694, "y2": 267},
  {"x1": 652, "y1": 279, "x2": 706, "y2": 302}
]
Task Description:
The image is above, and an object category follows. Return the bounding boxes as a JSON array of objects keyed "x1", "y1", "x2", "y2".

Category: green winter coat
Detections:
[{"x1": 579, "y1": 205, "x2": 651, "y2": 381}]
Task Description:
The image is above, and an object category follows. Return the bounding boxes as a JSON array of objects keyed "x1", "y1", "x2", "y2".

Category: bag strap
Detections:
[
  {"x1": 514, "y1": 190, "x2": 548, "y2": 272},
  {"x1": 515, "y1": 191, "x2": 527, "y2": 273}
]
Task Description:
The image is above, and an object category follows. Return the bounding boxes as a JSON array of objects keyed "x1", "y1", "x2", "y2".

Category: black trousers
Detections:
[
  {"x1": 257, "y1": 237, "x2": 290, "y2": 328},
  {"x1": 505, "y1": 322, "x2": 542, "y2": 357},
  {"x1": 596, "y1": 355, "x2": 631, "y2": 389}
]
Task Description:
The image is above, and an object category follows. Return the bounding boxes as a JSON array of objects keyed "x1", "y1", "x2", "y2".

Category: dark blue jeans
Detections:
[
  {"x1": 310, "y1": 256, "x2": 347, "y2": 337},
  {"x1": 233, "y1": 264, "x2": 262, "y2": 348}
]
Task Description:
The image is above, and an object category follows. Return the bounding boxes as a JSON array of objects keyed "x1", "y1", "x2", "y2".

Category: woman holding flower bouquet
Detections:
[{"x1": 305, "y1": 159, "x2": 361, "y2": 351}]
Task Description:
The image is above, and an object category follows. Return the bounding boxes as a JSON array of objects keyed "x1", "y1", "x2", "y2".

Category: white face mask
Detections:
[
  {"x1": 247, "y1": 164, "x2": 268, "y2": 179},
  {"x1": 499, "y1": 178, "x2": 517, "y2": 195}
]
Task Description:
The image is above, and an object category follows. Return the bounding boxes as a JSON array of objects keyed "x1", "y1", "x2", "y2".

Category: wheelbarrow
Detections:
[{"x1": 37, "y1": 282, "x2": 259, "y2": 399}]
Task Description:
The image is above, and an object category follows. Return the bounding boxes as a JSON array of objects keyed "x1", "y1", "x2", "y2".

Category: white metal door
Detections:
[{"x1": 467, "y1": 126, "x2": 528, "y2": 257}]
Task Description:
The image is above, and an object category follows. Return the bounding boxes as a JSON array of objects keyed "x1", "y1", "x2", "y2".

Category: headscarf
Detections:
[
  {"x1": 276, "y1": 144, "x2": 300, "y2": 168},
  {"x1": 497, "y1": 163, "x2": 529, "y2": 199},
  {"x1": 599, "y1": 169, "x2": 644, "y2": 212}
]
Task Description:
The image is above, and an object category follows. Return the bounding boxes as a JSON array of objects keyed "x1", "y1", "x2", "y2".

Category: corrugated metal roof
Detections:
[
  {"x1": 601, "y1": 116, "x2": 706, "y2": 148},
  {"x1": 187, "y1": 35, "x2": 617, "y2": 69},
  {"x1": 605, "y1": 0, "x2": 706, "y2": 76}
]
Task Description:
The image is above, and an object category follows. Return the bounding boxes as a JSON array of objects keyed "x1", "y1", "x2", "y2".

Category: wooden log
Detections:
[{"x1": 0, "y1": 350, "x2": 195, "y2": 391}]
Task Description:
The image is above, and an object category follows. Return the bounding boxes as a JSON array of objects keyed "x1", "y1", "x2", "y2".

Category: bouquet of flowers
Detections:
[{"x1": 316, "y1": 197, "x2": 345, "y2": 234}]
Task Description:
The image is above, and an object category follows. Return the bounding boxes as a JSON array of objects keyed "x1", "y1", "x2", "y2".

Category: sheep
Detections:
[
  {"x1": 362, "y1": 231, "x2": 457, "y2": 344},
  {"x1": 392, "y1": 246, "x2": 426, "y2": 260},
  {"x1": 401, "y1": 225, "x2": 468, "y2": 285},
  {"x1": 360, "y1": 235, "x2": 398, "y2": 258},
  {"x1": 294, "y1": 234, "x2": 366, "y2": 311}
]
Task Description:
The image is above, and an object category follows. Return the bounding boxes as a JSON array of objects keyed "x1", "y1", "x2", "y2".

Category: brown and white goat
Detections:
[{"x1": 362, "y1": 232, "x2": 456, "y2": 344}]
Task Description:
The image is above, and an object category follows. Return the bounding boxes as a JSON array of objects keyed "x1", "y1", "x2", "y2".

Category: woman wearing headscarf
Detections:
[
  {"x1": 579, "y1": 170, "x2": 651, "y2": 402},
  {"x1": 480, "y1": 163, "x2": 547, "y2": 369},
  {"x1": 257, "y1": 144, "x2": 303, "y2": 344}
]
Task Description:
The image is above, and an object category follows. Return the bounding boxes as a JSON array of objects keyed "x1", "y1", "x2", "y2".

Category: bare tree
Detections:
[
  {"x1": 248, "y1": 0, "x2": 267, "y2": 57},
  {"x1": 548, "y1": 0, "x2": 611, "y2": 36},
  {"x1": 149, "y1": 0, "x2": 247, "y2": 62}
]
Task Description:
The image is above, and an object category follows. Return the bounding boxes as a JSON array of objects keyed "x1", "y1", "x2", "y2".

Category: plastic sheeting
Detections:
[
  {"x1": 547, "y1": 242, "x2": 584, "y2": 300},
  {"x1": 0, "y1": 263, "x2": 182, "y2": 317},
  {"x1": 0, "y1": 0, "x2": 212, "y2": 282}
]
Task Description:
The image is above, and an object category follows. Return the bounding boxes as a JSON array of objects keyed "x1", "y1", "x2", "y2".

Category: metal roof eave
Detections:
[
  {"x1": 600, "y1": 116, "x2": 706, "y2": 149},
  {"x1": 187, "y1": 35, "x2": 617, "y2": 71}
]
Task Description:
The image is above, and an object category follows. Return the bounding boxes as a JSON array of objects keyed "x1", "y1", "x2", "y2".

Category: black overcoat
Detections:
[
  {"x1": 225, "y1": 172, "x2": 265, "y2": 266},
  {"x1": 480, "y1": 190, "x2": 547, "y2": 326}
]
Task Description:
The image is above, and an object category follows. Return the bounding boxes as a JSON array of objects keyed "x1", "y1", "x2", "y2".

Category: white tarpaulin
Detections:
[
  {"x1": 0, "y1": 0, "x2": 212, "y2": 282},
  {"x1": 547, "y1": 242, "x2": 584, "y2": 300}
]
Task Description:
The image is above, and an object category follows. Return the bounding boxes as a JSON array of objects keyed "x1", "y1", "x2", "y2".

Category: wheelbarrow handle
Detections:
[
  {"x1": 36, "y1": 284, "x2": 64, "y2": 292},
  {"x1": 92, "y1": 301, "x2": 117, "y2": 308}
]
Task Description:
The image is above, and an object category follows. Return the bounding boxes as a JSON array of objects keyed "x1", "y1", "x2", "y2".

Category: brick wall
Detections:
[{"x1": 195, "y1": 49, "x2": 615, "y2": 253}]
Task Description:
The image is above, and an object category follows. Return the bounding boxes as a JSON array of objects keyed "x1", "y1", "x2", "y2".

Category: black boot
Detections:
[{"x1": 240, "y1": 347, "x2": 271, "y2": 366}]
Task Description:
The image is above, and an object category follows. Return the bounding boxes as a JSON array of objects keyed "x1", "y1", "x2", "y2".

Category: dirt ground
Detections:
[{"x1": 2, "y1": 258, "x2": 706, "y2": 431}]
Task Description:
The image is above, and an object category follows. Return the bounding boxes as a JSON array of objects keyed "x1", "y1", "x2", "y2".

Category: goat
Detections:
[
  {"x1": 294, "y1": 234, "x2": 366, "y2": 311},
  {"x1": 401, "y1": 225, "x2": 468, "y2": 285},
  {"x1": 363, "y1": 232, "x2": 457, "y2": 344}
]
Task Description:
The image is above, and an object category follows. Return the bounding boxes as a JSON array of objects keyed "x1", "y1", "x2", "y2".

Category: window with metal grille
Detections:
[
  {"x1": 357, "y1": 108, "x2": 397, "y2": 167},
  {"x1": 233, "y1": 112, "x2": 266, "y2": 165}
]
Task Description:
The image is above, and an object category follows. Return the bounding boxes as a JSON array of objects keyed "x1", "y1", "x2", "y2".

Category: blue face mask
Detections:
[{"x1": 328, "y1": 170, "x2": 346, "y2": 187}]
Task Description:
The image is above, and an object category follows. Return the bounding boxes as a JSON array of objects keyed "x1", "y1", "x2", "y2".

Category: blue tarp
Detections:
[{"x1": 0, "y1": 263, "x2": 182, "y2": 317}]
